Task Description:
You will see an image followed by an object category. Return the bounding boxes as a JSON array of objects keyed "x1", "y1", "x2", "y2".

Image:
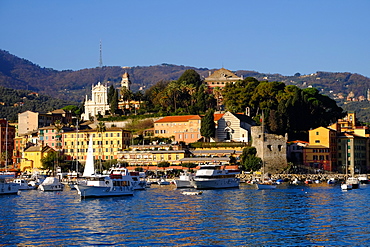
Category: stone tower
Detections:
[{"x1": 251, "y1": 126, "x2": 288, "y2": 174}]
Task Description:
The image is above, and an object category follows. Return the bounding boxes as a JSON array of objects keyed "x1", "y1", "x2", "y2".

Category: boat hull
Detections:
[
  {"x1": 39, "y1": 184, "x2": 63, "y2": 191},
  {"x1": 174, "y1": 179, "x2": 194, "y2": 188},
  {"x1": 256, "y1": 183, "x2": 277, "y2": 190},
  {"x1": 0, "y1": 182, "x2": 20, "y2": 195},
  {"x1": 341, "y1": 183, "x2": 352, "y2": 190},
  {"x1": 76, "y1": 184, "x2": 134, "y2": 198},
  {"x1": 193, "y1": 178, "x2": 239, "y2": 189}
]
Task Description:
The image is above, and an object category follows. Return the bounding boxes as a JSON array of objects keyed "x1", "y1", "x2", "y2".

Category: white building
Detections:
[
  {"x1": 215, "y1": 111, "x2": 256, "y2": 142},
  {"x1": 82, "y1": 82, "x2": 110, "y2": 121}
]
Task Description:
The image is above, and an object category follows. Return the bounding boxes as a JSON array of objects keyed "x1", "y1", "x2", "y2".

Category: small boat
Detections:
[
  {"x1": 75, "y1": 174, "x2": 134, "y2": 198},
  {"x1": 13, "y1": 179, "x2": 36, "y2": 190},
  {"x1": 341, "y1": 183, "x2": 352, "y2": 190},
  {"x1": 174, "y1": 171, "x2": 194, "y2": 188},
  {"x1": 256, "y1": 182, "x2": 277, "y2": 190},
  {"x1": 304, "y1": 179, "x2": 313, "y2": 184},
  {"x1": 0, "y1": 174, "x2": 20, "y2": 195},
  {"x1": 182, "y1": 191, "x2": 203, "y2": 195},
  {"x1": 109, "y1": 166, "x2": 147, "y2": 190},
  {"x1": 327, "y1": 178, "x2": 336, "y2": 185},
  {"x1": 346, "y1": 177, "x2": 359, "y2": 189},
  {"x1": 157, "y1": 178, "x2": 170, "y2": 185},
  {"x1": 38, "y1": 177, "x2": 63, "y2": 191},
  {"x1": 192, "y1": 164, "x2": 240, "y2": 189},
  {"x1": 358, "y1": 175, "x2": 370, "y2": 184}
]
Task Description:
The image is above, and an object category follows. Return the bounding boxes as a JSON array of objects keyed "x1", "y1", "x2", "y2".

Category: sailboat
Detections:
[
  {"x1": 341, "y1": 142, "x2": 359, "y2": 190},
  {"x1": 75, "y1": 135, "x2": 134, "y2": 198},
  {"x1": 256, "y1": 161, "x2": 277, "y2": 190}
]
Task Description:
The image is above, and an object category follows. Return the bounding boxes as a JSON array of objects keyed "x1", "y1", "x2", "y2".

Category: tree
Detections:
[
  {"x1": 107, "y1": 85, "x2": 115, "y2": 104},
  {"x1": 240, "y1": 147, "x2": 262, "y2": 172},
  {"x1": 177, "y1": 69, "x2": 202, "y2": 87},
  {"x1": 157, "y1": 161, "x2": 170, "y2": 169},
  {"x1": 110, "y1": 89, "x2": 118, "y2": 115},
  {"x1": 200, "y1": 109, "x2": 215, "y2": 142},
  {"x1": 41, "y1": 151, "x2": 62, "y2": 171}
]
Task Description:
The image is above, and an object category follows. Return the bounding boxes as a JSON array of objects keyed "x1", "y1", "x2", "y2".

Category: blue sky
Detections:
[{"x1": 1, "y1": 1, "x2": 370, "y2": 77}]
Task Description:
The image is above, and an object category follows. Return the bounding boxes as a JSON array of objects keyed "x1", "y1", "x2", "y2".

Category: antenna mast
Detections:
[{"x1": 99, "y1": 40, "x2": 103, "y2": 68}]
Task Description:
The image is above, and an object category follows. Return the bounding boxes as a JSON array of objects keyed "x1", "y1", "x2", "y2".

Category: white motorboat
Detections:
[
  {"x1": 75, "y1": 174, "x2": 134, "y2": 198},
  {"x1": 182, "y1": 191, "x2": 203, "y2": 195},
  {"x1": 14, "y1": 178, "x2": 36, "y2": 190},
  {"x1": 341, "y1": 183, "x2": 353, "y2": 190},
  {"x1": 38, "y1": 177, "x2": 63, "y2": 191},
  {"x1": 174, "y1": 171, "x2": 194, "y2": 188},
  {"x1": 256, "y1": 182, "x2": 277, "y2": 190},
  {"x1": 358, "y1": 175, "x2": 370, "y2": 184},
  {"x1": 192, "y1": 164, "x2": 240, "y2": 189},
  {"x1": 346, "y1": 177, "x2": 359, "y2": 189},
  {"x1": 128, "y1": 171, "x2": 147, "y2": 190},
  {"x1": 157, "y1": 178, "x2": 170, "y2": 185},
  {"x1": 109, "y1": 166, "x2": 147, "y2": 190},
  {"x1": 0, "y1": 174, "x2": 20, "y2": 195}
]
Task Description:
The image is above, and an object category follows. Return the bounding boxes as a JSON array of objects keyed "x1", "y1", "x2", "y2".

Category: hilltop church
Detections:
[{"x1": 81, "y1": 82, "x2": 110, "y2": 121}]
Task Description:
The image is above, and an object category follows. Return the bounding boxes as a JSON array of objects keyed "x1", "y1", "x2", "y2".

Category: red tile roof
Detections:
[
  {"x1": 155, "y1": 115, "x2": 201, "y2": 123},
  {"x1": 214, "y1": 113, "x2": 224, "y2": 121}
]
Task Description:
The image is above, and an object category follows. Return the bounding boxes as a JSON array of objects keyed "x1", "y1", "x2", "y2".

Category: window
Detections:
[
  {"x1": 315, "y1": 140, "x2": 320, "y2": 143},
  {"x1": 316, "y1": 132, "x2": 319, "y2": 135}
]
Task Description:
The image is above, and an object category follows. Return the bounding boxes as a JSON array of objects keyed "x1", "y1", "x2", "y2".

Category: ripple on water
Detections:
[{"x1": 1, "y1": 184, "x2": 370, "y2": 246}]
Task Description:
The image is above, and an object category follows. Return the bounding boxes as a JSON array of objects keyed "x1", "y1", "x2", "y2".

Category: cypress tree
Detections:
[{"x1": 200, "y1": 109, "x2": 215, "y2": 142}]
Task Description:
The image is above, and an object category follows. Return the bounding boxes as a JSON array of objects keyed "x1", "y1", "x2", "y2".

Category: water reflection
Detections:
[{"x1": 1, "y1": 183, "x2": 370, "y2": 245}]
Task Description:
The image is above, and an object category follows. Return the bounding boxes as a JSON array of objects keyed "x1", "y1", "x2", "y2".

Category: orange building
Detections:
[{"x1": 154, "y1": 115, "x2": 202, "y2": 144}]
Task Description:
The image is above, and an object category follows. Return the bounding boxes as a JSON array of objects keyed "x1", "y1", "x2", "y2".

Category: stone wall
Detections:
[{"x1": 251, "y1": 126, "x2": 288, "y2": 174}]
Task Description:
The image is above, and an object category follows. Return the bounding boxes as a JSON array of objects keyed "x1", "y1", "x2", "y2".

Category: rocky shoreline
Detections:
[{"x1": 237, "y1": 173, "x2": 368, "y2": 183}]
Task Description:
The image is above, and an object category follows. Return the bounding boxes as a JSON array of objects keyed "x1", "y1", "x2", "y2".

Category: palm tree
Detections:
[{"x1": 96, "y1": 121, "x2": 106, "y2": 173}]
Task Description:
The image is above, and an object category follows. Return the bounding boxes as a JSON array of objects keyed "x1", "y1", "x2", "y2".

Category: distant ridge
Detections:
[{"x1": 1, "y1": 49, "x2": 370, "y2": 103}]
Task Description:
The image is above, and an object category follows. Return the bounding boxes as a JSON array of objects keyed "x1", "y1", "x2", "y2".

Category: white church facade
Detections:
[{"x1": 82, "y1": 82, "x2": 110, "y2": 121}]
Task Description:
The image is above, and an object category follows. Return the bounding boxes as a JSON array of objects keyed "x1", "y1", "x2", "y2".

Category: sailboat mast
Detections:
[
  {"x1": 5, "y1": 121, "x2": 8, "y2": 172},
  {"x1": 75, "y1": 119, "x2": 79, "y2": 175}
]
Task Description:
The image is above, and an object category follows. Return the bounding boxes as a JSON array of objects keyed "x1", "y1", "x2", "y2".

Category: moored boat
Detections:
[
  {"x1": 0, "y1": 174, "x2": 20, "y2": 195},
  {"x1": 75, "y1": 174, "x2": 134, "y2": 198},
  {"x1": 346, "y1": 177, "x2": 359, "y2": 189},
  {"x1": 109, "y1": 166, "x2": 147, "y2": 190},
  {"x1": 157, "y1": 178, "x2": 170, "y2": 185},
  {"x1": 341, "y1": 182, "x2": 352, "y2": 190},
  {"x1": 256, "y1": 182, "x2": 277, "y2": 190},
  {"x1": 38, "y1": 177, "x2": 63, "y2": 191},
  {"x1": 174, "y1": 171, "x2": 194, "y2": 188},
  {"x1": 358, "y1": 175, "x2": 370, "y2": 184},
  {"x1": 192, "y1": 164, "x2": 240, "y2": 190},
  {"x1": 14, "y1": 178, "x2": 36, "y2": 190},
  {"x1": 182, "y1": 191, "x2": 203, "y2": 195}
]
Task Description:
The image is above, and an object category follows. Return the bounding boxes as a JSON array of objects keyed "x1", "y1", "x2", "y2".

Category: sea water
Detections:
[{"x1": 1, "y1": 183, "x2": 369, "y2": 246}]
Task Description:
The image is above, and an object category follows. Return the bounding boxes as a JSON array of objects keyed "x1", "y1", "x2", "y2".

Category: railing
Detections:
[{"x1": 189, "y1": 142, "x2": 249, "y2": 149}]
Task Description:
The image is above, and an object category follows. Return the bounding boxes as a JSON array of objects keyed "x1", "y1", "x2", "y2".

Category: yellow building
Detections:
[
  {"x1": 304, "y1": 127, "x2": 337, "y2": 172},
  {"x1": 62, "y1": 128, "x2": 131, "y2": 162},
  {"x1": 118, "y1": 149, "x2": 188, "y2": 167},
  {"x1": 20, "y1": 145, "x2": 55, "y2": 172}
]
